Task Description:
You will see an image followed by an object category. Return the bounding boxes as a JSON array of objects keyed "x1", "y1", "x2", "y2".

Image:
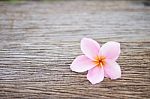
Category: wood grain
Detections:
[{"x1": 0, "y1": 0, "x2": 150, "y2": 98}]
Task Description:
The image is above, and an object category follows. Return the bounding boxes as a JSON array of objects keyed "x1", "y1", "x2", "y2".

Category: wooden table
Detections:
[{"x1": 0, "y1": 0, "x2": 150, "y2": 98}]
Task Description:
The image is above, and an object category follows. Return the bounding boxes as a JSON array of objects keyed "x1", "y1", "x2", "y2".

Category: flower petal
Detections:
[
  {"x1": 87, "y1": 66, "x2": 104, "y2": 84},
  {"x1": 104, "y1": 72, "x2": 109, "y2": 78},
  {"x1": 104, "y1": 60, "x2": 121, "y2": 79},
  {"x1": 100, "y1": 41, "x2": 120, "y2": 60},
  {"x1": 70, "y1": 55, "x2": 96, "y2": 72},
  {"x1": 81, "y1": 38, "x2": 100, "y2": 60}
]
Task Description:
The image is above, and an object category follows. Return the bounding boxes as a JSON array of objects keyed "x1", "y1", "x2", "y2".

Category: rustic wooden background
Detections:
[{"x1": 0, "y1": 0, "x2": 150, "y2": 98}]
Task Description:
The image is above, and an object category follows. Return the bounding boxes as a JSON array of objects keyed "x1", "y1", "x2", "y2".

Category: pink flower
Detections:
[{"x1": 70, "y1": 38, "x2": 121, "y2": 84}]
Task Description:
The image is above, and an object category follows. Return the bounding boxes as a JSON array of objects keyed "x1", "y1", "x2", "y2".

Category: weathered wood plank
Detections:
[{"x1": 0, "y1": 0, "x2": 150, "y2": 98}]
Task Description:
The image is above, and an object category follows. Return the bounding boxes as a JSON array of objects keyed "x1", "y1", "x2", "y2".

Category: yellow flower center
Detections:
[{"x1": 93, "y1": 56, "x2": 106, "y2": 67}]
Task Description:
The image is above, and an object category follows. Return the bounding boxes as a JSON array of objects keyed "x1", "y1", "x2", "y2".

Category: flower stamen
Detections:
[{"x1": 93, "y1": 56, "x2": 106, "y2": 67}]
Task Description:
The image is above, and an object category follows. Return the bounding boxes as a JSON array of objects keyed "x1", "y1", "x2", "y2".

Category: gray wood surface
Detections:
[{"x1": 0, "y1": 0, "x2": 150, "y2": 98}]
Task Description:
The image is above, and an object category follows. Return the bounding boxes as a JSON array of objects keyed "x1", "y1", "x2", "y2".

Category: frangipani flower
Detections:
[{"x1": 70, "y1": 38, "x2": 121, "y2": 84}]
